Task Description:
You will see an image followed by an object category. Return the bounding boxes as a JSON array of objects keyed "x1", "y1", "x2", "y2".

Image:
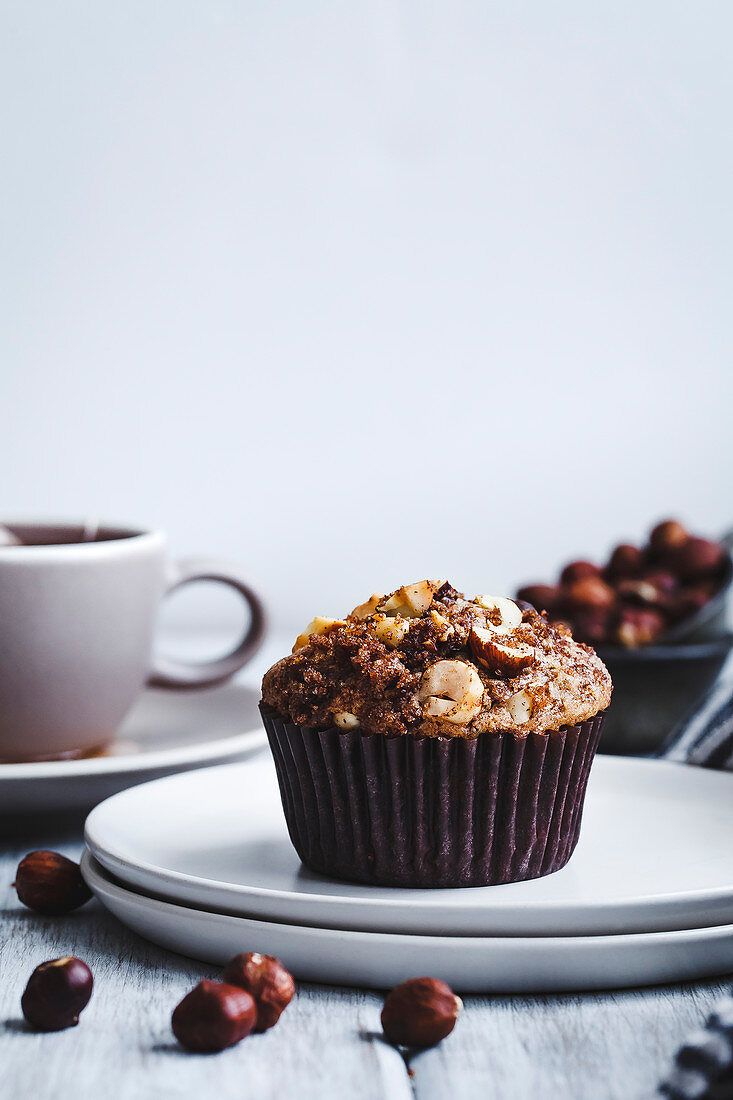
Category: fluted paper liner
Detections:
[{"x1": 260, "y1": 704, "x2": 605, "y2": 888}]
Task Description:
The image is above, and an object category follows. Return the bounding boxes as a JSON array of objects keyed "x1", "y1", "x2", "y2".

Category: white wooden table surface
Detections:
[{"x1": 0, "y1": 633, "x2": 729, "y2": 1100}]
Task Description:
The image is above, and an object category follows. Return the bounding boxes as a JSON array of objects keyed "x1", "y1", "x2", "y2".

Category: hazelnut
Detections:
[
  {"x1": 172, "y1": 980, "x2": 257, "y2": 1052},
  {"x1": 667, "y1": 587, "x2": 711, "y2": 623},
  {"x1": 381, "y1": 977, "x2": 462, "y2": 1047},
  {"x1": 222, "y1": 953, "x2": 295, "y2": 1032},
  {"x1": 644, "y1": 571, "x2": 678, "y2": 595},
  {"x1": 616, "y1": 608, "x2": 665, "y2": 648},
  {"x1": 669, "y1": 537, "x2": 726, "y2": 581},
  {"x1": 372, "y1": 613, "x2": 411, "y2": 648},
  {"x1": 21, "y1": 957, "x2": 93, "y2": 1031},
  {"x1": 14, "y1": 851, "x2": 92, "y2": 915},
  {"x1": 506, "y1": 688, "x2": 533, "y2": 724},
  {"x1": 416, "y1": 660, "x2": 485, "y2": 724},
  {"x1": 293, "y1": 617, "x2": 345, "y2": 652},
  {"x1": 473, "y1": 595, "x2": 523, "y2": 633},
  {"x1": 569, "y1": 609, "x2": 613, "y2": 646},
  {"x1": 351, "y1": 593, "x2": 384, "y2": 619},
  {"x1": 333, "y1": 711, "x2": 360, "y2": 730},
  {"x1": 560, "y1": 561, "x2": 601, "y2": 585},
  {"x1": 649, "y1": 520, "x2": 689, "y2": 557},
  {"x1": 380, "y1": 580, "x2": 435, "y2": 618},
  {"x1": 564, "y1": 576, "x2": 616, "y2": 611},
  {"x1": 515, "y1": 584, "x2": 560, "y2": 615},
  {"x1": 617, "y1": 573, "x2": 677, "y2": 610},
  {"x1": 605, "y1": 544, "x2": 643, "y2": 579},
  {"x1": 616, "y1": 579, "x2": 661, "y2": 605},
  {"x1": 468, "y1": 627, "x2": 535, "y2": 676},
  {"x1": 429, "y1": 609, "x2": 454, "y2": 639}
]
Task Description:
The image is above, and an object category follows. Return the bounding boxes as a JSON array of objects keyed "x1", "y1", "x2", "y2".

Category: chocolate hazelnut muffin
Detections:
[{"x1": 261, "y1": 581, "x2": 611, "y2": 888}]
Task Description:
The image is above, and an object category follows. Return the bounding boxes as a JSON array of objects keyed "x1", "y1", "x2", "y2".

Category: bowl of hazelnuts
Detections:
[{"x1": 516, "y1": 520, "x2": 733, "y2": 756}]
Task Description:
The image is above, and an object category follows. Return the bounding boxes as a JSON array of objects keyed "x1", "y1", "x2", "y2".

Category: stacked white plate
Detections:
[{"x1": 83, "y1": 754, "x2": 733, "y2": 992}]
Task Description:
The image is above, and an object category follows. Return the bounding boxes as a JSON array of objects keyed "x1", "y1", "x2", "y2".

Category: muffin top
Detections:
[{"x1": 262, "y1": 581, "x2": 612, "y2": 739}]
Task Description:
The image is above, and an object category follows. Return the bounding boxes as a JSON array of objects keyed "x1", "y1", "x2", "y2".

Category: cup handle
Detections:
[{"x1": 148, "y1": 559, "x2": 267, "y2": 689}]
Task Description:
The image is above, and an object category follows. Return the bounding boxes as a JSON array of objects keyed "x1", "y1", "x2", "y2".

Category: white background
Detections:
[{"x1": 2, "y1": 1, "x2": 731, "y2": 636}]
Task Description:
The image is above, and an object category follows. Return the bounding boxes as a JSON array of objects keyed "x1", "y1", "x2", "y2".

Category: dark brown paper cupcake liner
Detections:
[{"x1": 260, "y1": 704, "x2": 605, "y2": 888}]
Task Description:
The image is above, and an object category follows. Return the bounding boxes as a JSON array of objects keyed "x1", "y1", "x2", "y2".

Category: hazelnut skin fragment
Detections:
[
  {"x1": 381, "y1": 977, "x2": 462, "y2": 1047},
  {"x1": 172, "y1": 980, "x2": 257, "y2": 1052},
  {"x1": 14, "y1": 851, "x2": 92, "y2": 915},
  {"x1": 222, "y1": 953, "x2": 295, "y2": 1032},
  {"x1": 21, "y1": 957, "x2": 93, "y2": 1031}
]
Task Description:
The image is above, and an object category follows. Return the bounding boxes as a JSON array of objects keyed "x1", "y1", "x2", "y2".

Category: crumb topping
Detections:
[{"x1": 262, "y1": 581, "x2": 612, "y2": 739}]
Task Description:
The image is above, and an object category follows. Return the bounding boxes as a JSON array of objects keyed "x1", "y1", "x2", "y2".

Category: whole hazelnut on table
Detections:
[
  {"x1": 222, "y1": 952, "x2": 295, "y2": 1032},
  {"x1": 14, "y1": 851, "x2": 92, "y2": 915},
  {"x1": 21, "y1": 957, "x2": 93, "y2": 1031},
  {"x1": 560, "y1": 561, "x2": 601, "y2": 585},
  {"x1": 381, "y1": 977, "x2": 462, "y2": 1047},
  {"x1": 172, "y1": 980, "x2": 257, "y2": 1052}
]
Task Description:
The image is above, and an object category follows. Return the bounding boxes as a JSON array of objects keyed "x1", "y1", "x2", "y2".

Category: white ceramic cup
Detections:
[{"x1": 0, "y1": 521, "x2": 266, "y2": 762}]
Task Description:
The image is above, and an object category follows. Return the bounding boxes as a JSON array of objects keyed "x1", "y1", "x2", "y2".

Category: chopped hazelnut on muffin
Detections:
[{"x1": 262, "y1": 580, "x2": 612, "y2": 739}]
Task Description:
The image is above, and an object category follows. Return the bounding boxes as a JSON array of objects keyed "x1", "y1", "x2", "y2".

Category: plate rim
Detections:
[
  {"x1": 81, "y1": 849, "x2": 733, "y2": 949},
  {"x1": 0, "y1": 683, "x2": 266, "y2": 780},
  {"x1": 83, "y1": 754, "x2": 733, "y2": 931}
]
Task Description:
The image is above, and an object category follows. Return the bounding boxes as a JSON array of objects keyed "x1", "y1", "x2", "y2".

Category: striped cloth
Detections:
[{"x1": 660, "y1": 664, "x2": 733, "y2": 769}]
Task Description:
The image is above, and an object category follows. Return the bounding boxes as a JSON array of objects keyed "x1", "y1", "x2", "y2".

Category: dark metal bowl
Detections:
[{"x1": 596, "y1": 636, "x2": 733, "y2": 756}]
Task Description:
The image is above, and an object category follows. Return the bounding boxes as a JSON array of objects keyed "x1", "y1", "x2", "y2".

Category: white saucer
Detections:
[
  {"x1": 0, "y1": 683, "x2": 266, "y2": 815},
  {"x1": 84, "y1": 753, "x2": 733, "y2": 937},
  {"x1": 81, "y1": 851, "x2": 733, "y2": 992}
]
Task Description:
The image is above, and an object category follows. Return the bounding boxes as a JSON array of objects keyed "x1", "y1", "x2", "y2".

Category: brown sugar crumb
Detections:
[{"x1": 261, "y1": 581, "x2": 612, "y2": 740}]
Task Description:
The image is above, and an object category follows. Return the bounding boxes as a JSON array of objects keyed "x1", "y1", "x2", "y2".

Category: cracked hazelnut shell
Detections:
[{"x1": 14, "y1": 851, "x2": 92, "y2": 915}]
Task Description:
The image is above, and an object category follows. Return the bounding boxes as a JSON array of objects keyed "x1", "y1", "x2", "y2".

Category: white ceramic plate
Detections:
[
  {"x1": 81, "y1": 851, "x2": 733, "y2": 992},
  {"x1": 0, "y1": 683, "x2": 266, "y2": 815},
  {"x1": 85, "y1": 753, "x2": 733, "y2": 937}
]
